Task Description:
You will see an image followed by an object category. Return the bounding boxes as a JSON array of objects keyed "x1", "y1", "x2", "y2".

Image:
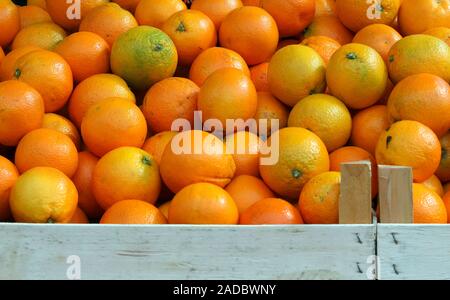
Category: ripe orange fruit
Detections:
[
  {"x1": 100, "y1": 199, "x2": 167, "y2": 224},
  {"x1": 240, "y1": 197, "x2": 303, "y2": 224},
  {"x1": 301, "y1": 35, "x2": 341, "y2": 65},
  {"x1": 387, "y1": 73, "x2": 450, "y2": 137},
  {"x1": 0, "y1": 0, "x2": 20, "y2": 47},
  {"x1": 413, "y1": 183, "x2": 447, "y2": 224},
  {"x1": 351, "y1": 105, "x2": 390, "y2": 156},
  {"x1": 0, "y1": 45, "x2": 40, "y2": 82},
  {"x1": 254, "y1": 92, "x2": 289, "y2": 135},
  {"x1": 0, "y1": 80, "x2": 44, "y2": 147},
  {"x1": 72, "y1": 151, "x2": 104, "y2": 220},
  {"x1": 18, "y1": 5, "x2": 51, "y2": 29},
  {"x1": 225, "y1": 175, "x2": 275, "y2": 214},
  {"x1": 352, "y1": 24, "x2": 402, "y2": 65},
  {"x1": 79, "y1": 3, "x2": 138, "y2": 47},
  {"x1": 388, "y1": 34, "x2": 450, "y2": 83},
  {"x1": 69, "y1": 207, "x2": 89, "y2": 224},
  {"x1": 375, "y1": 120, "x2": 441, "y2": 182},
  {"x1": 335, "y1": 0, "x2": 400, "y2": 32},
  {"x1": 112, "y1": 0, "x2": 140, "y2": 12},
  {"x1": 12, "y1": 22, "x2": 67, "y2": 50},
  {"x1": 81, "y1": 98, "x2": 147, "y2": 157},
  {"x1": 260, "y1": 127, "x2": 330, "y2": 199},
  {"x1": 93, "y1": 147, "x2": 161, "y2": 209},
  {"x1": 423, "y1": 27, "x2": 450, "y2": 47},
  {"x1": 303, "y1": 16, "x2": 353, "y2": 45},
  {"x1": 299, "y1": 171, "x2": 340, "y2": 224},
  {"x1": 110, "y1": 26, "x2": 178, "y2": 91},
  {"x1": 142, "y1": 131, "x2": 178, "y2": 165},
  {"x1": 162, "y1": 10, "x2": 217, "y2": 66},
  {"x1": 268, "y1": 45, "x2": 326, "y2": 107},
  {"x1": 15, "y1": 128, "x2": 79, "y2": 177},
  {"x1": 249, "y1": 62, "x2": 269, "y2": 92},
  {"x1": 28, "y1": 0, "x2": 46, "y2": 9},
  {"x1": 158, "y1": 201, "x2": 170, "y2": 220},
  {"x1": 0, "y1": 156, "x2": 18, "y2": 221},
  {"x1": 160, "y1": 130, "x2": 236, "y2": 193},
  {"x1": 326, "y1": 43, "x2": 387, "y2": 109},
  {"x1": 329, "y1": 146, "x2": 378, "y2": 198},
  {"x1": 420, "y1": 175, "x2": 444, "y2": 197},
  {"x1": 135, "y1": 0, "x2": 186, "y2": 28},
  {"x1": 42, "y1": 113, "x2": 81, "y2": 150},
  {"x1": 225, "y1": 131, "x2": 261, "y2": 177},
  {"x1": 398, "y1": 0, "x2": 450, "y2": 36},
  {"x1": 54, "y1": 32, "x2": 110, "y2": 83},
  {"x1": 191, "y1": 0, "x2": 243, "y2": 30},
  {"x1": 315, "y1": 0, "x2": 336, "y2": 17},
  {"x1": 242, "y1": 0, "x2": 261, "y2": 5},
  {"x1": 219, "y1": 6, "x2": 279, "y2": 65},
  {"x1": 261, "y1": 0, "x2": 315, "y2": 37},
  {"x1": 68, "y1": 73, "x2": 136, "y2": 128},
  {"x1": 12, "y1": 50, "x2": 73, "y2": 113},
  {"x1": 45, "y1": 0, "x2": 109, "y2": 32},
  {"x1": 288, "y1": 94, "x2": 352, "y2": 152},
  {"x1": 189, "y1": 47, "x2": 250, "y2": 86},
  {"x1": 0, "y1": 47, "x2": 4, "y2": 64},
  {"x1": 169, "y1": 182, "x2": 239, "y2": 224},
  {"x1": 10, "y1": 167, "x2": 78, "y2": 223},
  {"x1": 142, "y1": 77, "x2": 199, "y2": 133},
  {"x1": 436, "y1": 132, "x2": 450, "y2": 182},
  {"x1": 443, "y1": 191, "x2": 450, "y2": 223},
  {"x1": 377, "y1": 78, "x2": 394, "y2": 105}
]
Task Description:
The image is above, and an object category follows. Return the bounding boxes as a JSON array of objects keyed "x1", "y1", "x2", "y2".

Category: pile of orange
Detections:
[{"x1": 0, "y1": 0, "x2": 449, "y2": 225}]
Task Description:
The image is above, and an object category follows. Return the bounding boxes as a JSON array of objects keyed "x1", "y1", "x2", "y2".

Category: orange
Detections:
[
  {"x1": 81, "y1": 98, "x2": 147, "y2": 157},
  {"x1": 225, "y1": 175, "x2": 275, "y2": 214},
  {"x1": 169, "y1": 182, "x2": 238, "y2": 224},
  {"x1": 135, "y1": 0, "x2": 186, "y2": 28},
  {"x1": 112, "y1": 0, "x2": 140, "y2": 12},
  {"x1": 443, "y1": 191, "x2": 450, "y2": 223},
  {"x1": 315, "y1": 0, "x2": 336, "y2": 16},
  {"x1": 0, "y1": 0, "x2": 20, "y2": 47},
  {"x1": 72, "y1": 151, "x2": 104, "y2": 220},
  {"x1": 0, "y1": 45, "x2": 40, "y2": 82},
  {"x1": 142, "y1": 131, "x2": 178, "y2": 165},
  {"x1": 413, "y1": 183, "x2": 447, "y2": 223},
  {"x1": 388, "y1": 34, "x2": 450, "y2": 83},
  {"x1": 351, "y1": 105, "x2": 390, "y2": 156},
  {"x1": 198, "y1": 68, "x2": 257, "y2": 125},
  {"x1": 79, "y1": 3, "x2": 138, "y2": 47},
  {"x1": 45, "y1": 0, "x2": 109, "y2": 32},
  {"x1": 437, "y1": 132, "x2": 450, "y2": 182},
  {"x1": 378, "y1": 77, "x2": 394, "y2": 105},
  {"x1": 0, "y1": 47, "x2": 3, "y2": 65},
  {"x1": 69, "y1": 207, "x2": 89, "y2": 224},
  {"x1": 158, "y1": 201, "x2": 171, "y2": 220},
  {"x1": 225, "y1": 131, "x2": 261, "y2": 177},
  {"x1": 276, "y1": 39, "x2": 299, "y2": 50},
  {"x1": 219, "y1": 6, "x2": 279, "y2": 65},
  {"x1": 240, "y1": 197, "x2": 303, "y2": 224},
  {"x1": 92, "y1": 147, "x2": 161, "y2": 209},
  {"x1": 18, "y1": 5, "x2": 51, "y2": 29},
  {"x1": 100, "y1": 199, "x2": 167, "y2": 224},
  {"x1": 299, "y1": 171, "x2": 340, "y2": 224},
  {"x1": 329, "y1": 146, "x2": 378, "y2": 198},
  {"x1": 326, "y1": 43, "x2": 387, "y2": 109},
  {"x1": 249, "y1": 62, "x2": 269, "y2": 92},
  {"x1": 423, "y1": 27, "x2": 450, "y2": 47},
  {"x1": 260, "y1": 127, "x2": 330, "y2": 199},
  {"x1": 376, "y1": 120, "x2": 441, "y2": 182},
  {"x1": 352, "y1": 24, "x2": 402, "y2": 65},
  {"x1": 110, "y1": 26, "x2": 178, "y2": 91},
  {"x1": 303, "y1": 16, "x2": 353, "y2": 45},
  {"x1": 420, "y1": 175, "x2": 444, "y2": 197},
  {"x1": 142, "y1": 77, "x2": 199, "y2": 133},
  {"x1": 189, "y1": 47, "x2": 250, "y2": 86},
  {"x1": 268, "y1": 45, "x2": 326, "y2": 107},
  {"x1": 27, "y1": 0, "x2": 46, "y2": 9},
  {"x1": 54, "y1": 31, "x2": 110, "y2": 83},
  {"x1": 288, "y1": 93, "x2": 352, "y2": 151},
  {"x1": 12, "y1": 50, "x2": 73, "y2": 113},
  {"x1": 15, "y1": 128, "x2": 79, "y2": 177},
  {"x1": 0, "y1": 156, "x2": 18, "y2": 221},
  {"x1": 162, "y1": 10, "x2": 217, "y2": 66},
  {"x1": 335, "y1": 0, "x2": 400, "y2": 32},
  {"x1": 398, "y1": 0, "x2": 450, "y2": 36},
  {"x1": 387, "y1": 73, "x2": 450, "y2": 137},
  {"x1": 191, "y1": 0, "x2": 243, "y2": 30},
  {"x1": 254, "y1": 92, "x2": 289, "y2": 135},
  {"x1": 160, "y1": 130, "x2": 236, "y2": 193},
  {"x1": 261, "y1": 0, "x2": 315, "y2": 37},
  {"x1": 42, "y1": 113, "x2": 81, "y2": 150},
  {"x1": 301, "y1": 35, "x2": 341, "y2": 65},
  {"x1": 68, "y1": 73, "x2": 136, "y2": 128},
  {"x1": 0, "y1": 80, "x2": 44, "y2": 147},
  {"x1": 10, "y1": 167, "x2": 78, "y2": 223},
  {"x1": 242, "y1": 0, "x2": 261, "y2": 5},
  {"x1": 12, "y1": 22, "x2": 67, "y2": 50}
]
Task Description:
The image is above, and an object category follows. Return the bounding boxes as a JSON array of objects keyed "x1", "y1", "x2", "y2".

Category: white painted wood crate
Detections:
[{"x1": 0, "y1": 162, "x2": 376, "y2": 280}]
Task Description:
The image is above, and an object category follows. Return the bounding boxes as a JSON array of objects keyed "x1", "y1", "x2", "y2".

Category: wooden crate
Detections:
[
  {"x1": 377, "y1": 165, "x2": 450, "y2": 280},
  {"x1": 0, "y1": 162, "x2": 376, "y2": 280}
]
